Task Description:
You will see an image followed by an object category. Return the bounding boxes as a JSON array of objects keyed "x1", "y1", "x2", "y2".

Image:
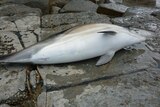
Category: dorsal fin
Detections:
[{"x1": 98, "y1": 31, "x2": 117, "y2": 35}]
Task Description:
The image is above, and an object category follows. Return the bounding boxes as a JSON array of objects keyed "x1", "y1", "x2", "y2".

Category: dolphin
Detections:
[{"x1": 0, "y1": 23, "x2": 146, "y2": 66}]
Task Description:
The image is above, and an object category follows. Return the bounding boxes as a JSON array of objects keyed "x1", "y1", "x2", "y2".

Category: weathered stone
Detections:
[
  {"x1": 51, "y1": 6, "x2": 61, "y2": 14},
  {"x1": 0, "y1": 17, "x2": 17, "y2": 31},
  {"x1": 60, "y1": 0, "x2": 98, "y2": 12},
  {"x1": 0, "y1": 31, "x2": 23, "y2": 55},
  {"x1": 97, "y1": 3, "x2": 129, "y2": 17},
  {"x1": 37, "y1": 91, "x2": 47, "y2": 107},
  {"x1": 70, "y1": 69, "x2": 160, "y2": 107},
  {"x1": 37, "y1": 59, "x2": 160, "y2": 107},
  {"x1": 42, "y1": 12, "x2": 110, "y2": 28},
  {"x1": 0, "y1": 4, "x2": 41, "y2": 17},
  {"x1": 123, "y1": 0, "x2": 156, "y2": 7},
  {"x1": 124, "y1": 6, "x2": 160, "y2": 16},
  {"x1": 0, "y1": 4, "x2": 41, "y2": 32},
  {"x1": 111, "y1": 15, "x2": 160, "y2": 32},
  {"x1": 15, "y1": 15, "x2": 40, "y2": 31},
  {"x1": 0, "y1": 65, "x2": 26, "y2": 105},
  {"x1": 20, "y1": 31, "x2": 38, "y2": 48}
]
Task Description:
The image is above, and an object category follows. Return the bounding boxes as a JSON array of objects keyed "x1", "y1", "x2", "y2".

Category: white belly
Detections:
[{"x1": 32, "y1": 34, "x2": 114, "y2": 64}]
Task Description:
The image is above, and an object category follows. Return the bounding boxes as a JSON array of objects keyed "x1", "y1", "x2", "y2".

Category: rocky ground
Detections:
[{"x1": 0, "y1": 0, "x2": 160, "y2": 107}]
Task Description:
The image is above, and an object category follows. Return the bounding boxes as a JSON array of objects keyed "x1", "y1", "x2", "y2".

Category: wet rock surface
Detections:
[{"x1": 0, "y1": 1, "x2": 160, "y2": 107}]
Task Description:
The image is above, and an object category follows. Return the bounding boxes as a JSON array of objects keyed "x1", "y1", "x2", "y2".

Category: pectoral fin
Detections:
[{"x1": 96, "y1": 51, "x2": 115, "y2": 66}]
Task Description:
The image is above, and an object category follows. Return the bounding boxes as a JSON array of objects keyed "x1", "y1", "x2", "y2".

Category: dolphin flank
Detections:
[{"x1": 0, "y1": 23, "x2": 146, "y2": 65}]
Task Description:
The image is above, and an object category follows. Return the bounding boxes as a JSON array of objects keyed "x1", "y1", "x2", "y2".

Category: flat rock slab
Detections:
[
  {"x1": 42, "y1": 12, "x2": 111, "y2": 28},
  {"x1": 111, "y1": 14, "x2": 160, "y2": 32},
  {"x1": 97, "y1": 3, "x2": 129, "y2": 17},
  {"x1": 37, "y1": 61, "x2": 160, "y2": 107},
  {"x1": 123, "y1": 0, "x2": 156, "y2": 7},
  {"x1": 124, "y1": 6, "x2": 160, "y2": 16},
  {"x1": 60, "y1": 0, "x2": 98, "y2": 12},
  {"x1": 0, "y1": 4, "x2": 41, "y2": 17},
  {"x1": 0, "y1": 65, "x2": 26, "y2": 103}
]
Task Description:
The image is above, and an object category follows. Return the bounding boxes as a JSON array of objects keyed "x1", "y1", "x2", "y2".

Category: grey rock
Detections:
[
  {"x1": 111, "y1": 14, "x2": 160, "y2": 32},
  {"x1": 71, "y1": 68, "x2": 160, "y2": 107},
  {"x1": 156, "y1": 0, "x2": 160, "y2": 7},
  {"x1": 20, "y1": 31, "x2": 38, "y2": 48},
  {"x1": 42, "y1": 12, "x2": 110, "y2": 28},
  {"x1": 60, "y1": 0, "x2": 98, "y2": 12},
  {"x1": 15, "y1": 15, "x2": 40, "y2": 31},
  {"x1": 37, "y1": 92, "x2": 47, "y2": 107},
  {"x1": 51, "y1": 6, "x2": 60, "y2": 14},
  {"x1": 0, "y1": 63, "x2": 26, "y2": 105},
  {"x1": 0, "y1": 15, "x2": 41, "y2": 32},
  {"x1": 0, "y1": 17, "x2": 17, "y2": 31},
  {"x1": 124, "y1": 6, "x2": 160, "y2": 16},
  {"x1": 0, "y1": 4, "x2": 41, "y2": 17},
  {"x1": 0, "y1": 4, "x2": 41, "y2": 32},
  {"x1": 97, "y1": 3, "x2": 129, "y2": 16},
  {"x1": 0, "y1": 31, "x2": 23, "y2": 55},
  {"x1": 123, "y1": 0, "x2": 156, "y2": 7}
]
